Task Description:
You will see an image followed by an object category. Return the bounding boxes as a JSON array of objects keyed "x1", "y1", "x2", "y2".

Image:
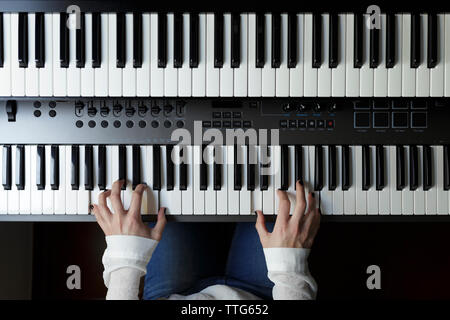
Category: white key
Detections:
[
  {"x1": 360, "y1": 14, "x2": 374, "y2": 97},
  {"x1": 248, "y1": 14, "x2": 261, "y2": 97},
  {"x1": 436, "y1": 146, "x2": 448, "y2": 214},
  {"x1": 289, "y1": 14, "x2": 304, "y2": 97},
  {"x1": 181, "y1": 145, "x2": 193, "y2": 215},
  {"x1": 94, "y1": 13, "x2": 108, "y2": 97},
  {"x1": 220, "y1": 14, "x2": 233, "y2": 97},
  {"x1": 379, "y1": 145, "x2": 390, "y2": 215},
  {"x1": 308, "y1": 146, "x2": 317, "y2": 201},
  {"x1": 65, "y1": 146, "x2": 78, "y2": 214},
  {"x1": 430, "y1": 14, "x2": 444, "y2": 97},
  {"x1": 445, "y1": 14, "x2": 450, "y2": 96},
  {"x1": 139, "y1": 146, "x2": 149, "y2": 215},
  {"x1": 137, "y1": 13, "x2": 151, "y2": 97},
  {"x1": 122, "y1": 145, "x2": 133, "y2": 210},
  {"x1": 261, "y1": 145, "x2": 274, "y2": 214},
  {"x1": 193, "y1": 145, "x2": 205, "y2": 214},
  {"x1": 8, "y1": 146, "x2": 20, "y2": 214},
  {"x1": 345, "y1": 14, "x2": 359, "y2": 97},
  {"x1": 178, "y1": 13, "x2": 191, "y2": 97},
  {"x1": 90, "y1": 146, "x2": 101, "y2": 213},
  {"x1": 416, "y1": 14, "x2": 429, "y2": 97},
  {"x1": 228, "y1": 145, "x2": 240, "y2": 214},
  {"x1": 367, "y1": 146, "x2": 378, "y2": 215},
  {"x1": 165, "y1": 14, "x2": 178, "y2": 97},
  {"x1": 205, "y1": 145, "x2": 216, "y2": 214},
  {"x1": 25, "y1": 13, "x2": 39, "y2": 96},
  {"x1": 304, "y1": 14, "x2": 318, "y2": 97},
  {"x1": 11, "y1": 14, "x2": 25, "y2": 96},
  {"x1": 344, "y1": 146, "x2": 356, "y2": 215},
  {"x1": 240, "y1": 145, "x2": 251, "y2": 215},
  {"x1": 192, "y1": 13, "x2": 206, "y2": 97},
  {"x1": 234, "y1": 13, "x2": 248, "y2": 97},
  {"x1": 67, "y1": 13, "x2": 81, "y2": 96},
  {"x1": 0, "y1": 146, "x2": 7, "y2": 214},
  {"x1": 216, "y1": 146, "x2": 228, "y2": 215},
  {"x1": 30, "y1": 146, "x2": 43, "y2": 214},
  {"x1": 318, "y1": 14, "x2": 331, "y2": 97},
  {"x1": 251, "y1": 146, "x2": 262, "y2": 212},
  {"x1": 42, "y1": 145, "x2": 53, "y2": 214},
  {"x1": 276, "y1": 14, "x2": 289, "y2": 97},
  {"x1": 54, "y1": 146, "x2": 65, "y2": 214},
  {"x1": 19, "y1": 145, "x2": 31, "y2": 214},
  {"x1": 81, "y1": 13, "x2": 95, "y2": 97},
  {"x1": 374, "y1": 14, "x2": 388, "y2": 97},
  {"x1": 355, "y1": 146, "x2": 367, "y2": 214},
  {"x1": 302, "y1": 145, "x2": 311, "y2": 195},
  {"x1": 123, "y1": 13, "x2": 136, "y2": 97},
  {"x1": 402, "y1": 145, "x2": 414, "y2": 214},
  {"x1": 77, "y1": 146, "x2": 90, "y2": 215},
  {"x1": 0, "y1": 14, "x2": 11, "y2": 96},
  {"x1": 286, "y1": 146, "x2": 296, "y2": 215},
  {"x1": 390, "y1": 146, "x2": 402, "y2": 215},
  {"x1": 108, "y1": 13, "x2": 122, "y2": 96},
  {"x1": 105, "y1": 145, "x2": 114, "y2": 210},
  {"x1": 145, "y1": 146, "x2": 158, "y2": 214},
  {"x1": 401, "y1": 14, "x2": 416, "y2": 97},
  {"x1": 53, "y1": 13, "x2": 67, "y2": 96},
  {"x1": 320, "y1": 146, "x2": 333, "y2": 214},
  {"x1": 331, "y1": 14, "x2": 346, "y2": 97},
  {"x1": 150, "y1": 13, "x2": 164, "y2": 96},
  {"x1": 333, "y1": 146, "x2": 344, "y2": 214},
  {"x1": 414, "y1": 146, "x2": 425, "y2": 214},
  {"x1": 262, "y1": 14, "x2": 275, "y2": 97},
  {"x1": 172, "y1": 145, "x2": 182, "y2": 214},
  {"x1": 387, "y1": 14, "x2": 402, "y2": 97},
  {"x1": 160, "y1": 146, "x2": 172, "y2": 213},
  {"x1": 273, "y1": 145, "x2": 281, "y2": 213},
  {"x1": 425, "y1": 146, "x2": 437, "y2": 215},
  {"x1": 206, "y1": 13, "x2": 219, "y2": 96}
]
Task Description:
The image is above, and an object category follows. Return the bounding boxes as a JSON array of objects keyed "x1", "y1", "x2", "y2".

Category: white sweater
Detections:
[{"x1": 102, "y1": 235, "x2": 318, "y2": 300}]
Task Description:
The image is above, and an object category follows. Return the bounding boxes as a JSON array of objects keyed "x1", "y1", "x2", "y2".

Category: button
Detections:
[
  {"x1": 289, "y1": 120, "x2": 297, "y2": 128},
  {"x1": 151, "y1": 120, "x2": 159, "y2": 128},
  {"x1": 213, "y1": 112, "x2": 221, "y2": 118},
  {"x1": 139, "y1": 120, "x2": 147, "y2": 128},
  {"x1": 126, "y1": 120, "x2": 134, "y2": 128},
  {"x1": 223, "y1": 120, "x2": 232, "y2": 128},
  {"x1": 233, "y1": 112, "x2": 242, "y2": 118},
  {"x1": 49, "y1": 101, "x2": 56, "y2": 108},
  {"x1": 392, "y1": 100, "x2": 408, "y2": 109},
  {"x1": 410, "y1": 100, "x2": 427, "y2": 109},
  {"x1": 392, "y1": 112, "x2": 408, "y2": 128},
  {"x1": 202, "y1": 121, "x2": 211, "y2": 128},
  {"x1": 164, "y1": 120, "x2": 172, "y2": 128},
  {"x1": 373, "y1": 112, "x2": 389, "y2": 128},
  {"x1": 354, "y1": 100, "x2": 371, "y2": 109},
  {"x1": 114, "y1": 120, "x2": 121, "y2": 128},
  {"x1": 222, "y1": 112, "x2": 231, "y2": 118},
  {"x1": 176, "y1": 120, "x2": 184, "y2": 128},
  {"x1": 49, "y1": 110, "x2": 57, "y2": 118},
  {"x1": 101, "y1": 120, "x2": 108, "y2": 128},
  {"x1": 317, "y1": 120, "x2": 325, "y2": 128},
  {"x1": 88, "y1": 120, "x2": 96, "y2": 128},
  {"x1": 279, "y1": 120, "x2": 287, "y2": 128},
  {"x1": 213, "y1": 121, "x2": 221, "y2": 128},
  {"x1": 243, "y1": 121, "x2": 251, "y2": 128},
  {"x1": 373, "y1": 99, "x2": 390, "y2": 109},
  {"x1": 307, "y1": 120, "x2": 316, "y2": 128},
  {"x1": 34, "y1": 110, "x2": 41, "y2": 117},
  {"x1": 76, "y1": 120, "x2": 83, "y2": 128},
  {"x1": 411, "y1": 112, "x2": 427, "y2": 128},
  {"x1": 298, "y1": 119, "x2": 306, "y2": 128},
  {"x1": 326, "y1": 119, "x2": 334, "y2": 128},
  {"x1": 233, "y1": 121, "x2": 242, "y2": 128},
  {"x1": 33, "y1": 101, "x2": 41, "y2": 108},
  {"x1": 354, "y1": 112, "x2": 370, "y2": 128}
]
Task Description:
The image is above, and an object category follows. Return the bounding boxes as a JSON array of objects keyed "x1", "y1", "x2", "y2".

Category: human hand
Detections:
[
  {"x1": 92, "y1": 180, "x2": 166, "y2": 240},
  {"x1": 255, "y1": 181, "x2": 320, "y2": 249}
]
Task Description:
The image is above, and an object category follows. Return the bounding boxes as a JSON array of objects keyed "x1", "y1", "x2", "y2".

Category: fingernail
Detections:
[
  {"x1": 298, "y1": 180, "x2": 303, "y2": 186},
  {"x1": 254, "y1": 211, "x2": 258, "y2": 215},
  {"x1": 89, "y1": 205, "x2": 94, "y2": 210}
]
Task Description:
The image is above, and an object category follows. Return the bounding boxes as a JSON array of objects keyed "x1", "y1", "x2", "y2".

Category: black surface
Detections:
[
  {"x1": 362, "y1": 145, "x2": 370, "y2": 191},
  {"x1": 200, "y1": 144, "x2": 207, "y2": 190},
  {"x1": 70, "y1": 145, "x2": 79, "y2": 190},
  {"x1": 312, "y1": 13, "x2": 321, "y2": 68},
  {"x1": 18, "y1": 13, "x2": 28, "y2": 68},
  {"x1": 214, "y1": 146, "x2": 222, "y2": 191},
  {"x1": 314, "y1": 145, "x2": 323, "y2": 191},
  {"x1": 15, "y1": 145, "x2": 25, "y2": 190},
  {"x1": 396, "y1": 145, "x2": 406, "y2": 190},
  {"x1": 132, "y1": 145, "x2": 141, "y2": 190},
  {"x1": 157, "y1": 13, "x2": 167, "y2": 68},
  {"x1": 370, "y1": 28, "x2": 379, "y2": 68},
  {"x1": 166, "y1": 144, "x2": 174, "y2": 191},
  {"x1": 153, "y1": 144, "x2": 161, "y2": 191},
  {"x1": 116, "y1": 13, "x2": 126, "y2": 68},
  {"x1": 231, "y1": 13, "x2": 240, "y2": 68},
  {"x1": 410, "y1": 13, "x2": 421, "y2": 68},
  {"x1": 428, "y1": 13, "x2": 438, "y2": 69},
  {"x1": 98, "y1": 145, "x2": 106, "y2": 190},
  {"x1": 256, "y1": 13, "x2": 265, "y2": 68},
  {"x1": 271, "y1": 13, "x2": 281, "y2": 68},
  {"x1": 133, "y1": 12, "x2": 143, "y2": 68},
  {"x1": 294, "y1": 145, "x2": 302, "y2": 187},
  {"x1": 386, "y1": 13, "x2": 395, "y2": 68},
  {"x1": 92, "y1": 12, "x2": 101, "y2": 68},
  {"x1": 280, "y1": 145, "x2": 288, "y2": 190},
  {"x1": 76, "y1": 13, "x2": 85, "y2": 68},
  {"x1": 423, "y1": 145, "x2": 432, "y2": 191},
  {"x1": 376, "y1": 145, "x2": 385, "y2": 191},
  {"x1": 50, "y1": 145, "x2": 59, "y2": 190},
  {"x1": 353, "y1": 13, "x2": 363, "y2": 68},
  {"x1": 173, "y1": 13, "x2": 182, "y2": 68},
  {"x1": 214, "y1": 13, "x2": 224, "y2": 68},
  {"x1": 409, "y1": 145, "x2": 419, "y2": 191},
  {"x1": 342, "y1": 145, "x2": 350, "y2": 191},
  {"x1": 35, "y1": 12, "x2": 45, "y2": 68},
  {"x1": 329, "y1": 14, "x2": 338, "y2": 69},
  {"x1": 0, "y1": 13, "x2": 3, "y2": 68},
  {"x1": 59, "y1": 13, "x2": 69, "y2": 68},
  {"x1": 118, "y1": 144, "x2": 126, "y2": 190},
  {"x1": 189, "y1": 13, "x2": 199, "y2": 68},
  {"x1": 84, "y1": 145, "x2": 93, "y2": 191},
  {"x1": 234, "y1": 145, "x2": 242, "y2": 191},
  {"x1": 37, "y1": 145, "x2": 45, "y2": 190},
  {"x1": 328, "y1": 145, "x2": 336, "y2": 191}
]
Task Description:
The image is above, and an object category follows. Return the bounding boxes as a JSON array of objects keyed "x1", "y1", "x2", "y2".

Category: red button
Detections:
[{"x1": 326, "y1": 120, "x2": 334, "y2": 128}]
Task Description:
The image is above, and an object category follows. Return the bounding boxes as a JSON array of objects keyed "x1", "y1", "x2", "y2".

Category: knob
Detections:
[
  {"x1": 138, "y1": 104, "x2": 149, "y2": 117},
  {"x1": 100, "y1": 106, "x2": 110, "y2": 117},
  {"x1": 164, "y1": 104, "x2": 173, "y2": 116},
  {"x1": 113, "y1": 104, "x2": 123, "y2": 117},
  {"x1": 6, "y1": 100, "x2": 17, "y2": 122},
  {"x1": 75, "y1": 101, "x2": 85, "y2": 117},
  {"x1": 297, "y1": 103, "x2": 308, "y2": 112},
  {"x1": 87, "y1": 107, "x2": 97, "y2": 117},
  {"x1": 125, "y1": 107, "x2": 136, "y2": 117},
  {"x1": 282, "y1": 103, "x2": 295, "y2": 112},
  {"x1": 313, "y1": 103, "x2": 323, "y2": 112},
  {"x1": 151, "y1": 105, "x2": 161, "y2": 116},
  {"x1": 328, "y1": 103, "x2": 338, "y2": 112}
]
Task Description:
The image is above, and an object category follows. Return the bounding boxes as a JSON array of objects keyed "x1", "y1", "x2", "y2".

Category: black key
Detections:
[
  {"x1": 354, "y1": 13, "x2": 363, "y2": 68},
  {"x1": 329, "y1": 14, "x2": 338, "y2": 68},
  {"x1": 234, "y1": 145, "x2": 242, "y2": 190},
  {"x1": 132, "y1": 145, "x2": 141, "y2": 190},
  {"x1": 118, "y1": 145, "x2": 126, "y2": 190},
  {"x1": 280, "y1": 145, "x2": 289, "y2": 190},
  {"x1": 0, "y1": 13, "x2": 3, "y2": 68},
  {"x1": 189, "y1": 14, "x2": 199, "y2": 68},
  {"x1": 37, "y1": 145, "x2": 46, "y2": 190},
  {"x1": 256, "y1": 13, "x2": 265, "y2": 68},
  {"x1": 428, "y1": 13, "x2": 438, "y2": 68},
  {"x1": 153, "y1": 145, "x2": 161, "y2": 191},
  {"x1": 166, "y1": 145, "x2": 174, "y2": 191},
  {"x1": 376, "y1": 145, "x2": 385, "y2": 191},
  {"x1": 214, "y1": 13, "x2": 224, "y2": 68},
  {"x1": 411, "y1": 13, "x2": 421, "y2": 68},
  {"x1": 60, "y1": 13, "x2": 69, "y2": 68},
  {"x1": 314, "y1": 145, "x2": 323, "y2": 191},
  {"x1": 247, "y1": 145, "x2": 256, "y2": 191},
  {"x1": 116, "y1": 13, "x2": 126, "y2": 68},
  {"x1": 16, "y1": 145, "x2": 25, "y2": 190},
  {"x1": 85, "y1": 145, "x2": 93, "y2": 190},
  {"x1": 214, "y1": 146, "x2": 222, "y2": 191},
  {"x1": 173, "y1": 13, "x2": 183, "y2": 68},
  {"x1": 386, "y1": 13, "x2": 396, "y2": 68},
  {"x1": 35, "y1": 12, "x2": 45, "y2": 68},
  {"x1": 287, "y1": 14, "x2": 297, "y2": 68},
  {"x1": 260, "y1": 146, "x2": 269, "y2": 191},
  {"x1": 396, "y1": 145, "x2": 406, "y2": 190},
  {"x1": 423, "y1": 145, "x2": 432, "y2": 191},
  {"x1": 294, "y1": 145, "x2": 303, "y2": 187},
  {"x1": 328, "y1": 145, "x2": 337, "y2": 191},
  {"x1": 180, "y1": 146, "x2": 187, "y2": 191},
  {"x1": 98, "y1": 145, "x2": 106, "y2": 190},
  {"x1": 312, "y1": 13, "x2": 322, "y2": 68},
  {"x1": 200, "y1": 144, "x2": 207, "y2": 190},
  {"x1": 133, "y1": 12, "x2": 143, "y2": 68},
  {"x1": 92, "y1": 12, "x2": 101, "y2": 68},
  {"x1": 410, "y1": 145, "x2": 419, "y2": 190},
  {"x1": 231, "y1": 14, "x2": 240, "y2": 68},
  {"x1": 76, "y1": 13, "x2": 85, "y2": 68},
  {"x1": 71, "y1": 145, "x2": 79, "y2": 190},
  {"x1": 362, "y1": 145, "x2": 370, "y2": 191},
  {"x1": 18, "y1": 13, "x2": 28, "y2": 68},
  {"x1": 2, "y1": 146, "x2": 11, "y2": 190},
  {"x1": 342, "y1": 145, "x2": 350, "y2": 191},
  {"x1": 50, "y1": 145, "x2": 59, "y2": 190},
  {"x1": 158, "y1": 13, "x2": 167, "y2": 68},
  {"x1": 444, "y1": 145, "x2": 450, "y2": 190},
  {"x1": 271, "y1": 13, "x2": 281, "y2": 68},
  {"x1": 370, "y1": 27, "x2": 379, "y2": 68}
]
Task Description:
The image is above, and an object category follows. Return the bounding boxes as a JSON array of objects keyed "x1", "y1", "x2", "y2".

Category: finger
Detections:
[
  {"x1": 92, "y1": 204, "x2": 106, "y2": 226},
  {"x1": 98, "y1": 190, "x2": 113, "y2": 215},
  {"x1": 152, "y1": 207, "x2": 167, "y2": 240},
  {"x1": 110, "y1": 180, "x2": 125, "y2": 214},
  {"x1": 306, "y1": 191, "x2": 316, "y2": 214},
  {"x1": 276, "y1": 189, "x2": 291, "y2": 222},
  {"x1": 128, "y1": 184, "x2": 146, "y2": 218},
  {"x1": 291, "y1": 181, "x2": 306, "y2": 223},
  {"x1": 303, "y1": 197, "x2": 320, "y2": 233},
  {"x1": 255, "y1": 210, "x2": 269, "y2": 239},
  {"x1": 303, "y1": 207, "x2": 321, "y2": 245}
]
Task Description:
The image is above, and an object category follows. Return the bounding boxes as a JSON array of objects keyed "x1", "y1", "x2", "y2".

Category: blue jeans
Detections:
[{"x1": 143, "y1": 222, "x2": 275, "y2": 300}]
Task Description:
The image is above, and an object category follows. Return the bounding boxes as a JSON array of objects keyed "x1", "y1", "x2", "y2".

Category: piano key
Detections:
[
  {"x1": 355, "y1": 145, "x2": 367, "y2": 215},
  {"x1": 0, "y1": 13, "x2": 3, "y2": 68},
  {"x1": 6, "y1": 146, "x2": 19, "y2": 214},
  {"x1": 108, "y1": 13, "x2": 122, "y2": 96},
  {"x1": 397, "y1": 145, "x2": 406, "y2": 190},
  {"x1": 171, "y1": 145, "x2": 182, "y2": 214},
  {"x1": 193, "y1": 145, "x2": 204, "y2": 214},
  {"x1": 52, "y1": 13, "x2": 66, "y2": 96},
  {"x1": 213, "y1": 146, "x2": 221, "y2": 191},
  {"x1": 276, "y1": 14, "x2": 289, "y2": 97},
  {"x1": 294, "y1": 145, "x2": 303, "y2": 185},
  {"x1": 19, "y1": 146, "x2": 31, "y2": 214},
  {"x1": 284, "y1": 145, "x2": 296, "y2": 215},
  {"x1": 152, "y1": 145, "x2": 161, "y2": 191},
  {"x1": 321, "y1": 145, "x2": 333, "y2": 214},
  {"x1": 122, "y1": 145, "x2": 133, "y2": 209},
  {"x1": 77, "y1": 146, "x2": 89, "y2": 214},
  {"x1": 42, "y1": 145, "x2": 53, "y2": 214},
  {"x1": 425, "y1": 146, "x2": 437, "y2": 215},
  {"x1": 367, "y1": 145, "x2": 378, "y2": 215},
  {"x1": 81, "y1": 13, "x2": 94, "y2": 97},
  {"x1": 290, "y1": 14, "x2": 304, "y2": 97},
  {"x1": 331, "y1": 14, "x2": 346, "y2": 97},
  {"x1": 165, "y1": 13, "x2": 178, "y2": 96},
  {"x1": 304, "y1": 13, "x2": 318, "y2": 96},
  {"x1": 302, "y1": 145, "x2": 311, "y2": 194},
  {"x1": 105, "y1": 145, "x2": 113, "y2": 191},
  {"x1": 89, "y1": 145, "x2": 101, "y2": 211},
  {"x1": 92, "y1": 12, "x2": 101, "y2": 68},
  {"x1": 216, "y1": 146, "x2": 228, "y2": 215},
  {"x1": 354, "y1": 13, "x2": 363, "y2": 68},
  {"x1": 378, "y1": 145, "x2": 390, "y2": 214},
  {"x1": 360, "y1": 14, "x2": 374, "y2": 97},
  {"x1": 328, "y1": 145, "x2": 337, "y2": 190},
  {"x1": 94, "y1": 13, "x2": 108, "y2": 96},
  {"x1": 416, "y1": 14, "x2": 430, "y2": 97},
  {"x1": 247, "y1": 145, "x2": 256, "y2": 191},
  {"x1": 145, "y1": 146, "x2": 158, "y2": 215},
  {"x1": 98, "y1": 145, "x2": 106, "y2": 190},
  {"x1": 423, "y1": 145, "x2": 432, "y2": 191},
  {"x1": 428, "y1": 13, "x2": 437, "y2": 68},
  {"x1": 0, "y1": 13, "x2": 11, "y2": 96},
  {"x1": 251, "y1": 146, "x2": 262, "y2": 212},
  {"x1": 2, "y1": 146, "x2": 11, "y2": 191},
  {"x1": 11, "y1": 13, "x2": 25, "y2": 96},
  {"x1": 271, "y1": 13, "x2": 281, "y2": 68},
  {"x1": 220, "y1": 14, "x2": 233, "y2": 97},
  {"x1": 261, "y1": 145, "x2": 274, "y2": 213},
  {"x1": 273, "y1": 145, "x2": 282, "y2": 214},
  {"x1": 248, "y1": 14, "x2": 262, "y2": 96},
  {"x1": 76, "y1": 13, "x2": 85, "y2": 68},
  {"x1": 430, "y1": 14, "x2": 444, "y2": 97},
  {"x1": 199, "y1": 144, "x2": 207, "y2": 190},
  {"x1": 362, "y1": 145, "x2": 370, "y2": 191},
  {"x1": 157, "y1": 13, "x2": 167, "y2": 68},
  {"x1": 36, "y1": 145, "x2": 45, "y2": 190},
  {"x1": 333, "y1": 145, "x2": 344, "y2": 214},
  {"x1": 30, "y1": 145, "x2": 42, "y2": 214},
  {"x1": 118, "y1": 144, "x2": 126, "y2": 188},
  {"x1": 84, "y1": 145, "x2": 93, "y2": 191},
  {"x1": 137, "y1": 13, "x2": 150, "y2": 97},
  {"x1": 192, "y1": 13, "x2": 206, "y2": 96},
  {"x1": 116, "y1": 13, "x2": 125, "y2": 68},
  {"x1": 178, "y1": 13, "x2": 191, "y2": 97},
  {"x1": 314, "y1": 145, "x2": 323, "y2": 191},
  {"x1": 150, "y1": 13, "x2": 163, "y2": 96},
  {"x1": 54, "y1": 146, "x2": 65, "y2": 214},
  {"x1": 15, "y1": 145, "x2": 25, "y2": 191},
  {"x1": 308, "y1": 146, "x2": 315, "y2": 196},
  {"x1": 318, "y1": 14, "x2": 331, "y2": 97},
  {"x1": 374, "y1": 14, "x2": 388, "y2": 97},
  {"x1": 123, "y1": 13, "x2": 136, "y2": 97},
  {"x1": 438, "y1": 145, "x2": 449, "y2": 214},
  {"x1": 133, "y1": 12, "x2": 143, "y2": 68},
  {"x1": 256, "y1": 13, "x2": 265, "y2": 68},
  {"x1": 402, "y1": 14, "x2": 416, "y2": 96},
  {"x1": 214, "y1": 13, "x2": 224, "y2": 68},
  {"x1": 67, "y1": 13, "x2": 81, "y2": 96},
  {"x1": 260, "y1": 145, "x2": 269, "y2": 191},
  {"x1": 445, "y1": 14, "x2": 450, "y2": 96},
  {"x1": 414, "y1": 145, "x2": 425, "y2": 214},
  {"x1": 280, "y1": 145, "x2": 289, "y2": 190},
  {"x1": 205, "y1": 145, "x2": 216, "y2": 215},
  {"x1": 411, "y1": 13, "x2": 421, "y2": 68},
  {"x1": 312, "y1": 13, "x2": 322, "y2": 68},
  {"x1": 180, "y1": 146, "x2": 188, "y2": 191},
  {"x1": 329, "y1": 14, "x2": 338, "y2": 68},
  {"x1": 262, "y1": 13, "x2": 275, "y2": 96},
  {"x1": 402, "y1": 145, "x2": 414, "y2": 214},
  {"x1": 231, "y1": 13, "x2": 240, "y2": 68},
  {"x1": 234, "y1": 144, "x2": 242, "y2": 191},
  {"x1": 165, "y1": 145, "x2": 174, "y2": 191},
  {"x1": 369, "y1": 26, "x2": 379, "y2": 68},
  {"x1": 50, "y1": 145, "x2": 59, "y2": 190},
  {"x1": 70, "y1": 145, "x2": 79, "y2": 190},
  {"x1": 288, "y1": 13, "x2": 297, "y2": 68},
  {"x1": 386, "y1": 13, "x2": 396, "y2": 68},
  {"x1": 389, "y1": 145, "x2": 402, "y2": 214},
  {"x1": 25, "y1": 13, "x2": 38, "y2": 96},
  {"x1": 342, "y1": 145, "x2": 350, "y2": 190},
  {"x1": 206, "y1": 14, "x2": 219, "y2": 96},
  {"x1": 410, "y1": 145, "x2": 419, "y2": 191},
  {"x1": 189, "y1": 13, "x2": 199, "y2": 68},
  {"x1": 234, "y1": 13, "x2": 247, "y2": 97},
  {"x1": 158, "y1": 145, "x2": 168, "y2": 212},
  {"x1": 228, "y1": 145, "x2": 240, "y2": 214},
  {"x1": 18, "y1": 13, "x2": 28, "y2": 68},
  {"x1": 376, "y1": 145, "x2": 385, "y2": 191},
  {"x1": 345, "y1": 14, "x2": 359, "y2": 96},
  {"x1": 388, "y1": 14, "x2": 402, "y2": 97},
  {"x1": 59, "y1": 13, "x2": 69, "y2": 68}
]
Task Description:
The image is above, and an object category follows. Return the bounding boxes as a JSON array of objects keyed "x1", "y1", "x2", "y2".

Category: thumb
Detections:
[
  {"x1": 152, "y1": 207, "x2": 167, "y2": 241},
  {"x1": 255, "y1": 210, "x2": 269, "y2": 239}
]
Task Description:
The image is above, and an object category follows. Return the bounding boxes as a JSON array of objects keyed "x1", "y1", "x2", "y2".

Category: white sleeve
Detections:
[
  {"x1": 102, "y1": 235, "x2": 158, "y2": 300},
  {"x1": 263, "y1": 248, "x2": 317, "y2": 300}
]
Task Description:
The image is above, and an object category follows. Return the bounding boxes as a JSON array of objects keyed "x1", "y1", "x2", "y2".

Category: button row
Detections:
[
  {"x1": 212, "y1": 111, "x2": 242, "y2": 119},
  {"x1": 75, "y1": 119, "x2": 184, "y2": 129},
  {"x1": 354, "y1": 112, "x2": 427, "y2": 129},
  {"x1": 203, "y1": 120, "x2": 251, "y2": 128},
  {"x1": 280, "y1": 119, "x2": 334, "y2": 129},
  {"x1": 354, "y1": 100, "x2": 428, "y2": 110}
]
